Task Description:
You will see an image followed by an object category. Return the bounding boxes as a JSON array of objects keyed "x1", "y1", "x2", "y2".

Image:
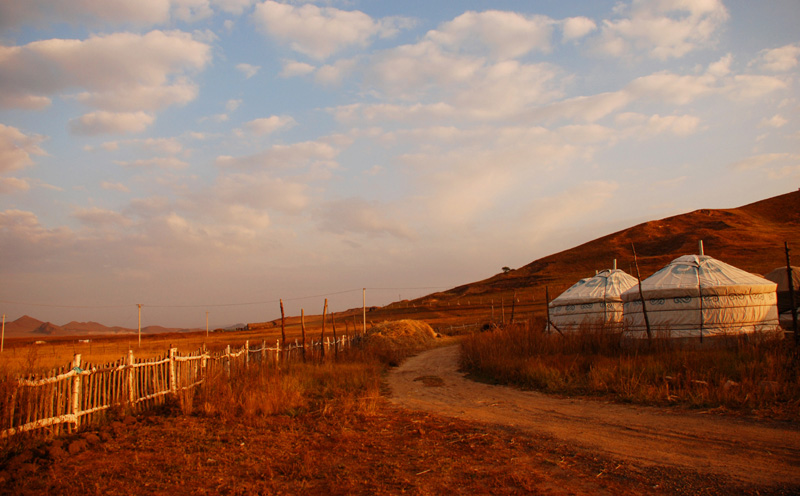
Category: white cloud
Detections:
[
  {"x1": 73, "y1": 206, "x2": 132, "y2": 228},
  {"x1": 759, "y1": 115, "x2": 788, "y2": 129},
  {"x1": 226, "y1": 99, "x2": 242, "y2": 112},
  {"x1": 0, "y1": 177, "x2": 31, "y2": 194},
  {"x1": 215, "y1": 140, "x2": 340, "y2": 169},
  {"x1": 212, "y1": 0, "x2": 255, "y2": 16},
  {"x1": 101, "y1": 181, "x2": 130, "y2": 192},
  {"x1": 280, "y1": 60, "x2": 315, "y2": 78},
  {"x1": 244, "y1": 115, "x2": 296, "y2": 135},
  {"x1": 759, "y1": 43, "x2": 800, "y2": 72},
  {"x1": 252, "y1": 1, "x2": 411, "y2": 60},
  {"x1": 69, "y1": 111, "x2": 155, "y2": 135},
  {"x1": 236, "y1": 63, "x2": 260, "y2": 79},
  {"x1": 0, "y1": 0, "x2": 171, "y2": 31},
  {"x1": 0, "y1": 31, "x2": 211, "y2": 112},
  {"x1": 426, "y1": 10, "x2": 554, "y2": 59},
  {"x1": 317, "y1": 197, "x2": 416, "y2": 239},
  {"x1": 561, "y1": 16, "x2": 597, "y2": 42},
  {"x1": 592, "y1": 0, "x2": 729, "y2": 60},
  {"x1": 731, "y1": 153, "x2": 800, "y2": 179},
  {"x1": 215, "y1": 173, "x2": 309, "y2": 214},
  {"x1": 315, "y1": 58, "x2": 357, "y2": 85},
  {"x1": 0, "y1": 124, "x2": 47, "y2": 173},
  {"x1": 115, "y1": 157, "x2": 190, "y2": 169}
]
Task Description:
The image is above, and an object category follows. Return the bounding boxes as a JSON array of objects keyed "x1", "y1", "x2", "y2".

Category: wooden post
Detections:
[
  {"x1": 225, "y1": 345, "x2": 231, "y2": 377},
  {"x1": 510, "y1": 290, "x2": 516, "y2": 324},
  {"x1": 275, "y1": 339, "x2": 280, "y2": 367},
  {"x1": 71, "y1": 354, "x2": 82, "y2": 432},
  {"x1": 261, "y1": 339, "x2": 266, "y2": 366},
  {"x1": 127, "y1": 349, "x2": 135, "y2": 405},
  {"x1": 1, "y1": 313, "x2": 4, "y2": 353},
  {"x1": 786, "y1": 242, "x2": 799, "y2": 344},
  {"x1": 362, "y1": 288, "x2": 367, "y2": 335},
  {"x1": 169, "y1": 347, "x2": 177, "y2": 394},
  {"x1": 320, "y1": 299, "x2": 327, "y2": 362},
  {"x1": 137, "y1": 303, "x2": 142, "y2": 348},
  {"x1": 280, "y1": 299, "x2": 286, "y2": 362},
  {"x1": 331, "y1": 310, "x2": 338, "y2": 360},
  {"x1": 301, "y1": 309, "x2": 306, "y2": 362},
  {"x1": 244, "y1": 340, "x2": 250, "y2": 368},
  {"x1": 631, "y1": 243, "x2": 652, "y2": 340},
  {"x1": 545, "y1": 287, "x2": 564, "y2": 337}
]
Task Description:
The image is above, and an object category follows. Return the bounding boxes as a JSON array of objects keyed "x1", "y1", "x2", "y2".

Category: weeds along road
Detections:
[{"x1": 387, "y1": 345, "x2": 800, "y2": 488}]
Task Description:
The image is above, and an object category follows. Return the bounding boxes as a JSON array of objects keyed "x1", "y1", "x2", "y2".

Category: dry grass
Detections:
[{"x1": 460, "y1": 320, "x2": 800, "y2": 419}]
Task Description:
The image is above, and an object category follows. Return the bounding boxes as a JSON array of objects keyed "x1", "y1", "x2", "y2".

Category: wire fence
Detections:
[{"x1": 0, "y1": 335, "x2": 353, "y2": 441}]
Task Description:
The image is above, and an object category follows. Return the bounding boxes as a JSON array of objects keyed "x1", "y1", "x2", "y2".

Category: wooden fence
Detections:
[{"x1": 0, "y1": 335, "x2": 353, "y2": 441}]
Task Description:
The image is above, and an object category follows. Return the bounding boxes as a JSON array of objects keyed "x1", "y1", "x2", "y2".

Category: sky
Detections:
[{"x1": 1, "y1": 0, "x2": 799, "y2": 329}]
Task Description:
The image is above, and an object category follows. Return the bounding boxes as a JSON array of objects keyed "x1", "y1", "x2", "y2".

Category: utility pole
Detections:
[
  {"x1": 362, "y1": 288, "x2": 366, "y2": 335},
  {"x1": 1, "y1": 313, "x2": 4, "y2": 353},
  {"x1": 137, "y1": 304, "x2": 143, "y2": 347},
  {"x1": 206, "y1": 311, "x2": 209, "y2": 338}
]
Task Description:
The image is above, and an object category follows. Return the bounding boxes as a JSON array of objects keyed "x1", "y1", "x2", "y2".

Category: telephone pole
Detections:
[{"x1": 137, "y1": 304, "x2": 143, "y2": 347}]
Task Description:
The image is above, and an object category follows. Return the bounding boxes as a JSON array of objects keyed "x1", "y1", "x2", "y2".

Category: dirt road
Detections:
[{"x1": 387, "y1": 345, "x2": 800, "y2": 487}]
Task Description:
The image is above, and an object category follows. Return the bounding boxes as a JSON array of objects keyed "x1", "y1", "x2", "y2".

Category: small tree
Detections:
[{"x1": 502, "y1": 266, "x2": 512, "y2": 273}]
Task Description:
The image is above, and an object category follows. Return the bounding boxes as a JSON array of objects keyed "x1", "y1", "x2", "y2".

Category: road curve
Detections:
[{"x1": 386, "y1": 345, "x2": 800, "y2": 487}]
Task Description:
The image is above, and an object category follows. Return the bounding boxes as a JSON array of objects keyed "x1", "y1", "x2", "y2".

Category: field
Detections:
[{"x1": 3, "y1": 340, "x2": 795, "y2": 496}]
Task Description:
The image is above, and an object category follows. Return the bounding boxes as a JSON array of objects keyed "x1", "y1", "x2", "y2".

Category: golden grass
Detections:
[{"x1": 461, "y1": 320, "x2": 800, "y2": 419}]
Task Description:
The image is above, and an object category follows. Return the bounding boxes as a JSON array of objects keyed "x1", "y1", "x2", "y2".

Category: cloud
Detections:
[
  {"x1": 561, "y1": 16, "x2": 597, "y2": 41},
  {"x1": 0, "y1": 177, "x2": 31, "y2": 194},
  {"x1": 252, "y1": 1, "x2": 411, "y2": 60},
  {"x1": 280, "y1": 60, "x2": 315, "y2": 78},
  {"x1": 115, "y1": 157, "x2": 190, "y2": 169},
  {"x1": 0, "y1": 124, "x2": 47, "y2": 173},
  {"x1": 0, "y1": 30, "x2": 211, "y2": 113},
  {"x1": 244, "y1": 115, "x2": 296, "y2": 135},
  {"x1": 101, "y1": 181, "x2": 130, "y2": 192},
  {"x1": 759, "y1": 114, "x2": 787, "y2": 129},
  {"x1": 0, "y1": 0, "x2": 171, "y2": 31},
  {"x1": 317, "y1": 197, "x2": 416, "y2": 239},
  {"x1": 426, "y1": 10, "x2": 554, "y2": 59},
  {"x1": 72, "y1": 206, "x2": 132, "y2": 228},
  {"x1": 592, "y1": 0, "x2": 729, "y2": 59},
  {"x1": 759, "y1": 43, "x2": 800, "y2": 72},
  {"x1": 235, "y1": 63, "x2": 260, "y2": 78},
  {"x1": 215, "y1": 173, "x2": 309, "y2": 214},
  {"x1": 731, "y1": 153, "x2": 800, "y2": 179},
  {"x1": 226, "y1": 99, "x2": 242, "y2": 112},
  {"x1": 69, "y1": 111, "x2": 155, "y2": 135},
  {"x1": 216, "y1": 140, "x2": 340, "y2": 169}
]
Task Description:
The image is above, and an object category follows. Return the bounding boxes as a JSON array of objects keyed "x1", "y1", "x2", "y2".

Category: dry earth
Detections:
[{"x1": 387, "y1": 345, "x2": 800, "y2": 489}]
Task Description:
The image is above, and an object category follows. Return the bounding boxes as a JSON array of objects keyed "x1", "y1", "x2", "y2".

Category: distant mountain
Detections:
[
  {"x1": 430, "y1": 190, "x2": 800, "y2": 300},
  {"x1": 2, "y1": 315, "x2": 203, "y2": 338}
]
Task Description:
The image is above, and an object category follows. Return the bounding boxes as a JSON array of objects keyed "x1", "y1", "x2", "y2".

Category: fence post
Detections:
[
  {"x1": 225, "y1": 345, "x2": 231, "y2": 377},
  {"x1": 127, "y1": 349, "x2": 135, "y2": 405},
  {"x1": 245, "y1": 340, "x2": 250, "y2": 368},
  {"x1": 275, "y1": 339, "x2": 280, "y2": 367},
  {"x1": 169, "y1": 348, "x2": 177, "y2": 394},
  {"x1": 261, "y1": 340, "x2": 266, "y2": 365},
  {"x1": 71, "y1": 354, "x2": 82, "y2": 432}
]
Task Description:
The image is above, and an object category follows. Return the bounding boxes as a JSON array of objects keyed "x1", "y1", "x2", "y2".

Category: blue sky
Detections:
[{"x1": 1, "y1": 0, "x2": 798, "y2": 329}]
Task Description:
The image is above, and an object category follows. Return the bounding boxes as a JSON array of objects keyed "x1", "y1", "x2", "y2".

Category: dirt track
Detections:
[{"x1": 387, "y1": 345, "x2": 800, "y2": 487}]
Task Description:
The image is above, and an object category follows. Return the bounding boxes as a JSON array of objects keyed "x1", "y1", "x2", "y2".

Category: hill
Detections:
[
  {"x1": 426, "y1": 190, "x2": 800, "y2": 302},
  {"x1": 2, "y1": 315, "x2": 203, "y2": 338}
]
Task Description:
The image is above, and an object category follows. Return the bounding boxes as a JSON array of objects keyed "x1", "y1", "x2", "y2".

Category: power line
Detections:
[{"x1": 0, "y1": 285, "x2": 450, "y2": 311}]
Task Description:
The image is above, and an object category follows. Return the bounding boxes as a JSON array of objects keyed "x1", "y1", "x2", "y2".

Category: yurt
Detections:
[
  {"x1": 549, "y1": 268, "x2": 639, "y2": 332},
  {"x1": 764, "y1": 266, "x2": 800, "y2": 315},
  {"x1": 621, "y1": 255, "x2": 780, "y2": 339}
]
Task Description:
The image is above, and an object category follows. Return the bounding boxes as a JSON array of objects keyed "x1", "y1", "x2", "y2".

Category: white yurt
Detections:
[
  {"x1": 621, "y1": 254, "x2": 779, "y2": 339},
  {"x1": 549, "y1": 267, "x2": 639, "y2": 332}
]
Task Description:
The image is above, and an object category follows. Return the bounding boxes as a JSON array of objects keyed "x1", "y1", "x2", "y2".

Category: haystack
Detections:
[{"x1": 365, "y1": 320, "x2": 437, "y2": 349}]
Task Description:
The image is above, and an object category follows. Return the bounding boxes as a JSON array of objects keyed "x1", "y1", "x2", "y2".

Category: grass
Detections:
[{"x1": 460, "y1": 319, "x2": 800, "y2": 419}]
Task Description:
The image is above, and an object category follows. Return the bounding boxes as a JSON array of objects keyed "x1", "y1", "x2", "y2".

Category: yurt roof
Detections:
[
  {"x1": 551, "y1": 269, "x2": 638, "y2": 306},
  {"x1": 764, "y1": 266, "x2": 800, "y2": 292},
  {"x1": 621, "y1": 255, "x2": 777, "y2": 301}
]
